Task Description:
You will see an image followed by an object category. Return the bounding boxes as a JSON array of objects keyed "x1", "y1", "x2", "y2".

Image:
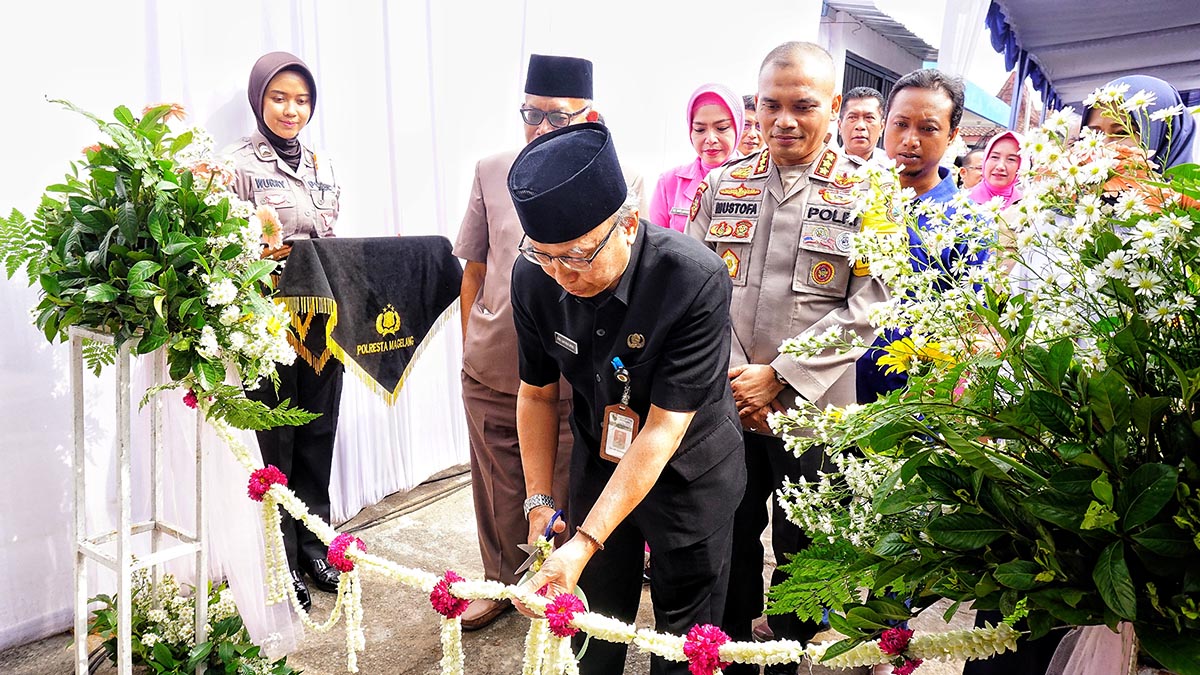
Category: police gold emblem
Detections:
[
  {"x1": 709, "y1": 221, "x2": 735, "y2": 238},
  {"x1": 733, "y1": 220, "x2": 752, "y2": 238},
  {"x1": 376, "y1": 304, "x2": 402, "y2": 336},
  {"x1": 811, "y1": 260, "x2": 836, "y2": 285},
  {"x1": 832, "y1": 171, "x2": 863, "y2": 188},
  {"x1": 627, "y1": 333, "x2": 646, "y2": 349},
  {"x1": 819, "y1": 188, "x2": 856, "y2": 206},
  {"x1": 690, "y1": 181, "x2": 709, "y2": 221},
  {"x1": 721, "y1": 249, "x2": 741, "y2": 278},
  {"x1": 719, "y1": 183, "x2": 762, "y2": 199},
  {"x1": 729, "y1": 164, "x2": 753, "y2": 179}
]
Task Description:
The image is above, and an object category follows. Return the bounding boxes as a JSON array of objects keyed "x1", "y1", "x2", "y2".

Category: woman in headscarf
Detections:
[
  {"x1": 649, "y1": 83, "x2": 744, "y2": 231},
  {"x1": 229, "y1": 51, "x2": 343, "y2": 611},
  {"x1": 1083, "y1": 74, "x2": 1197, "y2": 170},
  {"x1": 968, "y1": 130, "x2": 1024, "y2": 208}
]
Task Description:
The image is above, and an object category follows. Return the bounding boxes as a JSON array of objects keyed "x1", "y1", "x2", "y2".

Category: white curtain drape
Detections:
[
  {"x1": 937, "y1": 0, "x2": 990, "y2": 77},
  {"x1": 0, "y1": 0, "x2": 824, "y2": 652}
]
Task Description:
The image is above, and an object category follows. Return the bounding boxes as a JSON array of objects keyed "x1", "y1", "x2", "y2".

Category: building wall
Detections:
[{"x1": 818, "y1": 9, "x2": 923, "y2": 95}]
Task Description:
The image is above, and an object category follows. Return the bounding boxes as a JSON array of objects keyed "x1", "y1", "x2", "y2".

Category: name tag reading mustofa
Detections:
[{"x1": 554, "y1": 332, "x2": 578, "y2": 354}]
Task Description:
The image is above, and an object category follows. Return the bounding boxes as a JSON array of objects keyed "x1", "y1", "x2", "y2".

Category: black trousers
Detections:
[
  {"x1": 723, "y1": 432, "x2": 826, "y2": 675},
  {"x1": 247, "y1": 356, "x2": 344, "y2": 571},
  {"x1": 570, "y1": 513, "x2": 734, "y2": 675}
]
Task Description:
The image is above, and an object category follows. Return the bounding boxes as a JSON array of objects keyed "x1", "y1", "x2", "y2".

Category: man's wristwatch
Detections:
[{"x1": 523, "y1": 494, "x2": 556, "y2": 520}]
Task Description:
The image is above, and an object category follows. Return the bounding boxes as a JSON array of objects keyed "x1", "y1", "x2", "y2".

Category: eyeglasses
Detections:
[
  {"x1": 963, "y1": 165, "x2": 983, "y2": 171},
  {"x1": 518, "y1": 220, "x2": 620, "y2": 271},
  {"x1": 519, "y1": 105, "x2": 590, "y2": 128}
]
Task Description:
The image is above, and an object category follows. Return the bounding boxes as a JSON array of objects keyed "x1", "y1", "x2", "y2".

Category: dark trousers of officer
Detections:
[
  {"x1": 460, "y1": 372, "x2": 573, "y2": 585},
  {"x1": 723, "y1": 432, "x2": 826, "y2": 675},
  {"x1": 571, "y1": 513, "x2": 734, "y2": 675},
  {"x1": 248, "y1": 356, "x2": 344, "y2": 571}
]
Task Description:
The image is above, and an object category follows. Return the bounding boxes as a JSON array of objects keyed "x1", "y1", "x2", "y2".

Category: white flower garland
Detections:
[{"x1": 207, "y1": 391, "x2": 1028, "y2": 674}]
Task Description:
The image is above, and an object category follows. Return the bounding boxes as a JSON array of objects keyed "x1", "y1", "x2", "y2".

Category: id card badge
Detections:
[
  {"x1": 600, "y1": 403, "x2": 640, "y2": 463},
  {"x1": 599, "y1": 356, "x2": 640, "y2": 463}
]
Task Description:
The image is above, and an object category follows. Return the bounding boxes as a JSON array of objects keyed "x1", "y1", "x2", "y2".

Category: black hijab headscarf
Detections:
[{"x1": 247, "y1": 51, "x2": 317, "y2": 171}]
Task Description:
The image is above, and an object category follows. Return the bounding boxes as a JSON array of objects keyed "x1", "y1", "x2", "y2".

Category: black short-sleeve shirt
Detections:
[{"x1": 511, "y1": 221, "x2": 744, "y2": 496}]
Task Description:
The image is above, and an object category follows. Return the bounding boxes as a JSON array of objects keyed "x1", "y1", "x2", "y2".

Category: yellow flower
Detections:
[{"x1": 877, "y1": 338, "x2": 955, "y2": 375}]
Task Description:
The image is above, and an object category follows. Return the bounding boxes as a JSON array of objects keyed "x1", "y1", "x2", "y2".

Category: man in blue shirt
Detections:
[{"x1": 857, "y1": 68, "x2": 970, "y2": 403}]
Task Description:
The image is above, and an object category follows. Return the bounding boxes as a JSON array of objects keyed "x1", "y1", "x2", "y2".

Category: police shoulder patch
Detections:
[{"x1": 689, "y1": 181, "x2": 709, "y2": 222}]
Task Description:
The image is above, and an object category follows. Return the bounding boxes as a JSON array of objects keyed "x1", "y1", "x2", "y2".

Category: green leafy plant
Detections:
[
  {"x1": 88, "y1": 570, "x2": 298, "y2": 674},
  {"x1": 0, "y1": 101, "x2": 315, "y2": 430},
  {"x1": 770, "y1": 89, "x2": 1200, "y2": 672}
]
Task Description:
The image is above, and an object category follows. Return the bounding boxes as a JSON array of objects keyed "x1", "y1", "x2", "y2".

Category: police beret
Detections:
[
  {"x1": 524, "y1": 54, "x2": 593, "y2": 100},
  {"x1": 508, "y1": 123, "x2": 627, "y2": 244}
]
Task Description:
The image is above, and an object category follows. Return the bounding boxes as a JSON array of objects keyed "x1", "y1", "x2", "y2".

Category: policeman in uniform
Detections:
[
  {"x1": 230, "y1": 52, "x2": 343, "y2": 610},
  {"x1": 454, "y1": 54, "x2": 644, "y2": 630},
  {"x1": 509, "y1": 123, "x2": 745, "y2": 675},
  {"x1": 687, "y1": 42, "x2": 887, "y2": 675}
]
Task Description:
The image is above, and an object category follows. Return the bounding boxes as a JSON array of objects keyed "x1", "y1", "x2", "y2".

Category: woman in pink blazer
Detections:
[{"x1": 650, "y1": 83, "x2": 744, "y2": 231}]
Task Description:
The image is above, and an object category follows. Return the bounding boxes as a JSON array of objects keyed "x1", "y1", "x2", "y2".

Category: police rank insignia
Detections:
[
  {"x1": 627, "y1": 333, "x2": 646, "y2": 349},
  {"x1": 814, "y1": 149, "x2": 838, "y2": 179},
  {"x1": 754, "y1": 149, "x2": 771, "y2": 176},
  {"x1": 721, "y1": 249, "x2": 741, "y2": 278},
  {"x1": 718, "y1": 183, "x2": 762, "y2": 199},
  {"x1": 375, "y1": 304, "x2": 402, "y2": 337},
  {"x1": 811, "y1": 260, "x2": 836, "y2": 285},
  {"x1": 729, "y1": 164, "x2": 753, "y2": 180},
  {"x1": 690, "y1": 181, "x2": 709, "y2": 221}
]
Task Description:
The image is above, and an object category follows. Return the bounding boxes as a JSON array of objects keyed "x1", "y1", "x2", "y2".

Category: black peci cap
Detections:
[{"x1": 508, "y1": 123, "x2": 626, "y2": 244}]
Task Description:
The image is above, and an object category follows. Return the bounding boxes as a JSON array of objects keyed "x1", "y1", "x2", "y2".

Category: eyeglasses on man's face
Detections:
[
  {"x1": 519, "y1": 105, "x2": 590, "y2": 129},
  {"x1": 518, "y1": 220, "x2": 620, "y2": 271}
]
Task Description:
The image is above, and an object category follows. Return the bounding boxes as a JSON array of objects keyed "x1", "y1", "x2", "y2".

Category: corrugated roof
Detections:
[{"x1": 826, "y1": 0, "x2": 939, "y2": 61}]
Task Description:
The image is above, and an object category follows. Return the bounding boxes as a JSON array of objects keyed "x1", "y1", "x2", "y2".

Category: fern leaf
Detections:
[
  {"x1": 82, "y1": 339, "x2": 117, "y2": 376},
  {"x1": 766, "y1": 541, "x2": 869, "y2": 622},
  {"x1": 206, "y1": 394, "x2": 321, "y2": 431}
]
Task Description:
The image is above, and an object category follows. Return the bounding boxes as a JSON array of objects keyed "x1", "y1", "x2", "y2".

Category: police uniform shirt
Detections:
[
  {"x1": 229, "y1": 130, "x2": 340, "y2": 239},
  {"x1": 510, "y1": 222, "x2": 744, "y2": 547},
  {"x1": 686, "y1": 145, "x2": 889, "y2": 412}
]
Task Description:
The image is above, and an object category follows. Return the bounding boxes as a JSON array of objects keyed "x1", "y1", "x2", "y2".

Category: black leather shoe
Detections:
[
  {"x1": 304, "y1": 557, "x2": 341, "y2": 593},
  {"x1": 291, "y1": 570, "x2": 312, "y2": 611}
]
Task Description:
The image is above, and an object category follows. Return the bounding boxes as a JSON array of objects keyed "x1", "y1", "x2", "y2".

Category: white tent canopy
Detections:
[{"x1": 989, "y1": 0, "x2": 1200, "y2": 107}]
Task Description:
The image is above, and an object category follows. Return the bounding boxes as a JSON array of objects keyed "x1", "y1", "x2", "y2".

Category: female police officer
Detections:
[{"x1": 230, "y1": 51, "x2": 343, "y2": 610}]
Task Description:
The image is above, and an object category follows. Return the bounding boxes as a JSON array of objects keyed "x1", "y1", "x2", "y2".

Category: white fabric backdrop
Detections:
[{"x1": 0, "y1": 0, "x2": 823, "y2": 651}]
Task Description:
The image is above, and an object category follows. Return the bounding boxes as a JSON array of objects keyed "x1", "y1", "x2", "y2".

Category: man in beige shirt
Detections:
[
  {"x1": 453, "y1": 54, "x2": 642, "y2": 629},
  {"x1": 688, "y1": 42, "x2": 888, "y2": 675}
]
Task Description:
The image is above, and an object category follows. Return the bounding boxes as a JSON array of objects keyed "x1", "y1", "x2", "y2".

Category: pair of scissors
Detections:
[{"x1": 513, "y1": 509, "x2": 563, "y2": 577}]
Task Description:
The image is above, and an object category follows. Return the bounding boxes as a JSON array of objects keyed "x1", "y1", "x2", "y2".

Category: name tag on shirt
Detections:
[
  {"x1": 554, "y1": 332, "x2": 578, "y2": 354},
  {"x1": 669, "y1": 207, "x2": 690, "y2": 216}
]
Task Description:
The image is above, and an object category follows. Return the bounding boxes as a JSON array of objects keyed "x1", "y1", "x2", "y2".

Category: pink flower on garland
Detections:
[
  {"x1": 683, "y1": 623, "x2": 730, "y2": 675},
  {"x1": 327, "y1": 533, "x2": 367, "y2": 573},
  {"x1": 247, "y1": 465, "x2": 287, "y2": 502},
  {"x1": 893, "y1": 658, "x2": 923, "y2": 675},
  {"x1": 430, "y1": 570, "x2": 469, "y2": 619},
  {"x1": 183, "y1": 389, "x2": 198, "y2": 409},
  {"x1": 544, "y1": 593, "x2": 584, "y2": 638},
  {"x1": 879, "y1": 626, "x2": 914, "y2": 656}
]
